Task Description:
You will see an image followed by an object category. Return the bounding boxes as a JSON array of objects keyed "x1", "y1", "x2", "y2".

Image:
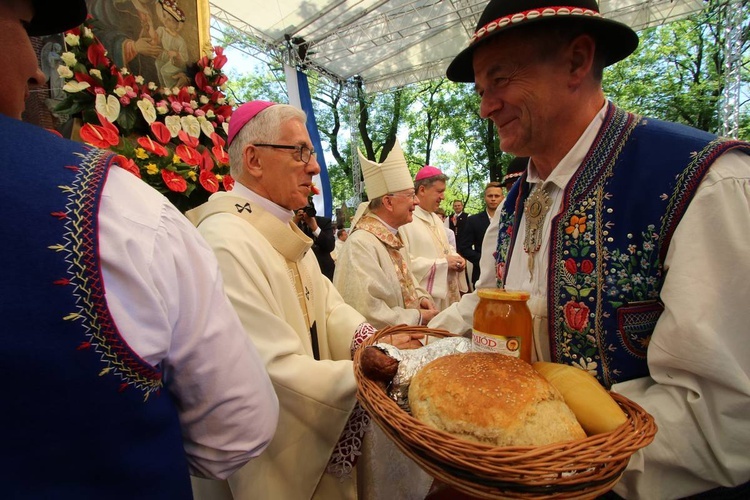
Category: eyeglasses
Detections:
[
  {"x1": 386, "y1": 190, "x2": 417, "y2": 200},
  {"x1": 253, "y1": 143, "x2": 316, "y2": 165}
]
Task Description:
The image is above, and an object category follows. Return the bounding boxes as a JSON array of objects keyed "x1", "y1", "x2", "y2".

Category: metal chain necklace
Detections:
[{"x1": 523, "y1": 184, "x2": 552, "y2": 278}]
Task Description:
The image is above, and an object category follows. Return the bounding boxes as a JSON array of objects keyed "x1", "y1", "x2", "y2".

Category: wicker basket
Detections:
[{"x1": 353, "y1": 325, "x2": 658, "y2": 499}]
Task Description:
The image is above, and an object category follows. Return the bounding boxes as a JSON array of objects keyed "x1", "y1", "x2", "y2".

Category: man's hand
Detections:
[
  {"x1": 446, "y1": 254, "x2": 465, "y2": 272},
  {"x1": 383, "y1": 333, "x2": 425, "y2": 350},
  {"x1": 418, "y1": 297, "x2": 439, "y2": 325}
]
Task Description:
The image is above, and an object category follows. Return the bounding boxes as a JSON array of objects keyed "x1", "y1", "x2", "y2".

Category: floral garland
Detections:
[{"x1": 55, "y1": 17, "x2": 235, "y2": 211}]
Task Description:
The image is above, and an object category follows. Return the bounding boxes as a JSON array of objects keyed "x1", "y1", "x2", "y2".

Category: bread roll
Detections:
[
  {"x1": 532, "y1": 361, "x2": 627, "y2": 435},
  {"x1": 409, "y1": 352, "x2": 586, "y2": 447}
]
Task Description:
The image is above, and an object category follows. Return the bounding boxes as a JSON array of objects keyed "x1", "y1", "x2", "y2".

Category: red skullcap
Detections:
[
  {"x1": 227, "y1": 100, "x2": 277, "y2": 147},
  {"x1": 415, "y1": 165, "x2": 443, "y2": 181}
]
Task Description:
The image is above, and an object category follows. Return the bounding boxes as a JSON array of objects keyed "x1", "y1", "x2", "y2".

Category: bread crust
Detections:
[{"x1": 409, "y1": 352, "x2": 586, "y2": 447}]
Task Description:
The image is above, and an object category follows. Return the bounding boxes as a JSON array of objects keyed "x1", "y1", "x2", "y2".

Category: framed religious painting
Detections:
[{"x1": 84, "y1": 0, "x2": 211, "y2": 88}]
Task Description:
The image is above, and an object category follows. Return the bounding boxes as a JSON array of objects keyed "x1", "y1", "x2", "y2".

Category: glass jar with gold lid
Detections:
[{"x1": 472, "y1": 288, "x2": 533, "y2": 363}]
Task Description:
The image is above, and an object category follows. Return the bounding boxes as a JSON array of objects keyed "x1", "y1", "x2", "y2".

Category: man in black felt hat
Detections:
[
  {"x1": 432, "y1": 0, "x2": 750, "y2": 497},
  {"x1": 0, "y1": 0, "x2": 280, "y2": 496}
]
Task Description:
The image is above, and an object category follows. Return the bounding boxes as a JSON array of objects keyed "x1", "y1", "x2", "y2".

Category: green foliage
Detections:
[{"x1": 220, "y1": 0, "x2": 748, "y2": 211}]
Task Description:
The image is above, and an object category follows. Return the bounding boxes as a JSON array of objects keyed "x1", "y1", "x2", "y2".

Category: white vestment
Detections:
[
  {"x1": 188, "y1": 189, "x2": 366, "y2": 500},
  {"x1": 333, "y1": 218, "x2": 429, "y2": 329},
  {"x1": 398, "y1": 205, "x2": 462, "y2": 311}
]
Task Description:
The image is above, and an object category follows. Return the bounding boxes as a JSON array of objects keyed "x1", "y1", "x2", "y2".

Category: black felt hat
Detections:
[
  {"x1": 27, "y1": 0, "x2": 88, "y2": 36},
  {"x1": 502, "y1": 156, "x2": 528, "y2": 187},
  {"x1": 446, "y1": 0, "x2": 638, "y2": 82}
]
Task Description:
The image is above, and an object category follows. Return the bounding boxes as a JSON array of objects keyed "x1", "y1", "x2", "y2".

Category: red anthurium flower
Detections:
[
  {"x1": 209, "y1": 132, "x2": 225, "y2": 148},
  {"x1": 175, "y1": 144, "x2": 201, "y2": 166},
  {"x1": 195, "y1": 72, "x2": 208, "y2": 90},
  {"x1": 178, "y1": 130, "x2": 199, "y2": 148},
  {"x1": 215, "y1": 105, "x2": 232, "y2": 120},
  {"x1": 150, "y1": 122, "x2": 172, "y2": 144},
  {"x1": 212, "y1": 145, "x2": 229, "y2": 165},
  {"x1": 80, "y1": 122, "x2": 119, "y2": 148},
  {"x1": 200, "y1": 149, "x2": 214, "y2": 171},
  {"x1": 87, "y1": 42, "x2": 109, "y2": 68},
  {"x1": 137, "y1": 136, "x2": 168, "y2": 157},
  {"x1": 113, "y1": 154, "x2": 141, "y2": 178},
  {"x1": 215, "y1": 74, "x2": 228, "y2": 87},
  {"x1": 75, "y1": 72, "x2": 98, "y2": 91},
  {"x1": 198, "y1": 55, "x2": 210, "y2": 68},
  {"x1": 95, "y1": 112, "x2": 119, "y2": 136},
  {"x1": 176, "y1": 87, "x2": 190, "y2": 102},
  {"x1": 161, "y1": 169, "x2": 187, "y2": 193},
  {"x1": 222, "y1": 174, "x2": 235, "y2": 191},
  {"x1": 213, "y1": 48, "x2": 227, "y2": 70},
  {"x1": 199, "y1": 170, "x2": 219, "y2": 193}
]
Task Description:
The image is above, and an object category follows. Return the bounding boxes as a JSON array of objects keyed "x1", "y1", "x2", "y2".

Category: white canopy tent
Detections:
[{"x1": 210, "y1": 0, "x2": 707, "y2": 93}]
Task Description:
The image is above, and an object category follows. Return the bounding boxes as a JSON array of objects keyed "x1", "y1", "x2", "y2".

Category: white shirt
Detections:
[{"x1": 99, "y1": 166, "x2": 279, "y2": 480}]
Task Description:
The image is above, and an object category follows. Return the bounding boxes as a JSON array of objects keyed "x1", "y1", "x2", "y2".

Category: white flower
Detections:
[
  {"x1": 137, "y1": 99, "x2": 157, "y2": 124},
  {"x1": 61, "y1": 52, "x2": 77, "y2": 66},
  {"x1": 156, "y1": 104, "x2": 169, "y2": 115},
  {"x1": 82, "y1": 27, "x2": 93, "y2": 39},
  {"x1": 216, "y1": 97, "x2": 226, "y2": 106},
  {"x1": 113, "y1": 86, "x2": 127, "y2": 97},
  {"x1": 95, "y1": 94, "x2": 121, "y2": 123},
  {"x1": 203, "y1": 66, "x2": 213, "y2": 76},
  {"x1": 187, "y1": 86, "x2": 195, "y2": 94},
  {"x1": 200, "y1": 119, "x2": 215, "y2": 138},
  {"x1": 189, "y1": 100, "x2": 198, "y2": 109},
  {"x1": 165, "y1": 115, "x2": 182, "y2": 137},
  {"x1": 180, "y1": 115, "x2": 201, "y2": 138},
  {"x1": 64, "y1": 33, "x2": 80, "y2": 46},
  {"x1": 120, "y1": 67, "x2": 130, "y2": 76},
  {"x1": 227, "y1": 97, "x2": 235, "y2": 106},
  {"x1": 206, "y1": 109, "x2": 215, "y2": 118},
  {"x1": 222, "y1": 122, "x2": 229, "y2": 135},
  {"x1": 62, "y1": 81, "x2": 90, "y2": 93},
  {"x1": 171, "y1": 86, "x2": 180, "y2": 95},
  {"x1": 148, "y1": 82, "x2": 158, "y2": 91},
  {"x1": 162, "y1": 87, "x2": 172, "y2": 96},
  {"x1": 89, "y1": 69, "x2": 102, "y2": 80},
  {"x1": 199, "y1": 95, "x2": 209, "y2": 104},
  {"x1": 135, "y1": 75, "x2": 145, "y2": 85},
  {"x1": 56, "y1": 65, "x2": 73, "y2": 79}
]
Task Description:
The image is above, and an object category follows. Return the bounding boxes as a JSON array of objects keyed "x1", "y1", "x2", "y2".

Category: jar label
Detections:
[{"x1": 471, "y1": 329, "x2": 521, "y2": 357}]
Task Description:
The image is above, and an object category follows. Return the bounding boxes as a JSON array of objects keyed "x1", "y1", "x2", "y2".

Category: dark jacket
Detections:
[
  {"x1": 299, "y1": 216, "x2": 336, "y2": 281},
  {"x1": 458, "y1": 211, "x2": 490, "y2": 285}
]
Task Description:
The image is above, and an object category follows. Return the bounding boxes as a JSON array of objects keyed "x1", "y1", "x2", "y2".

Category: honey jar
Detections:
[{"x1": 472, "y1": 288, "x2": 533, "y2": 362}]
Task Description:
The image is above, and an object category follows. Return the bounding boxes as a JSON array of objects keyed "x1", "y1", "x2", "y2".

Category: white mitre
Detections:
[{"x1": 358, "y1": 140, "x2": 414, "y2": 199}]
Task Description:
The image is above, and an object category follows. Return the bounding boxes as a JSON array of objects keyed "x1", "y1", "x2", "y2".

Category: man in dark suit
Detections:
[
  {"x1": 295, "y1": 203, "x2": 336, "y2": 280},
  {"x1": 448, "y1": 199, "x2": 468, "y2": 239},
  {"x1": 458, "y1": 182, "x2": 504, "y2": 286}
]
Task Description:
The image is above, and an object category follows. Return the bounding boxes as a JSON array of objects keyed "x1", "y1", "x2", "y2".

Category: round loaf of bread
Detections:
[{"x1": 409, "y1": 352, "x2": 586, "y2": 447}]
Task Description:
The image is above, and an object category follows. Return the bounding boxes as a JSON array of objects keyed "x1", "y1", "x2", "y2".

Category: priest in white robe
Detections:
[
  {"x1": 187, "y1": 101, "x2": 422, "y2": 500},
  {"x1": 398, "y1": 166, "x2": 465, "y2": 311},
  {"x1": 333, "y1": 141, "x2": 438, "y2": 329}
]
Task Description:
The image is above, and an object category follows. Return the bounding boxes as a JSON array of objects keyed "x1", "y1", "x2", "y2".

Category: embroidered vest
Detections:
[
  {"x1": 495, "y1": 105, "x2": 750, "y2": 388},
  {"x1": 0, "y1": 117, "x2": 191, "y2": 498}
]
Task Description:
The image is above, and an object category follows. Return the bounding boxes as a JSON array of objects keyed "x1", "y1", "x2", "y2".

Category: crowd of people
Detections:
[{"x1": 4, "y1": 0, "x2": 749, "y2": 498}]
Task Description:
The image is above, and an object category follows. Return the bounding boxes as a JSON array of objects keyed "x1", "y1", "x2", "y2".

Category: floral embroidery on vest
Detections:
[{"x1": 495, "y1": 104, "x2": 750, "y2": 389}]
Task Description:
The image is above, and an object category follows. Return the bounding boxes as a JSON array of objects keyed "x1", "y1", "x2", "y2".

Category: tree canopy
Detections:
[{"x1": 218, "y1": 0, "x2": 748, "y2": 218}]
